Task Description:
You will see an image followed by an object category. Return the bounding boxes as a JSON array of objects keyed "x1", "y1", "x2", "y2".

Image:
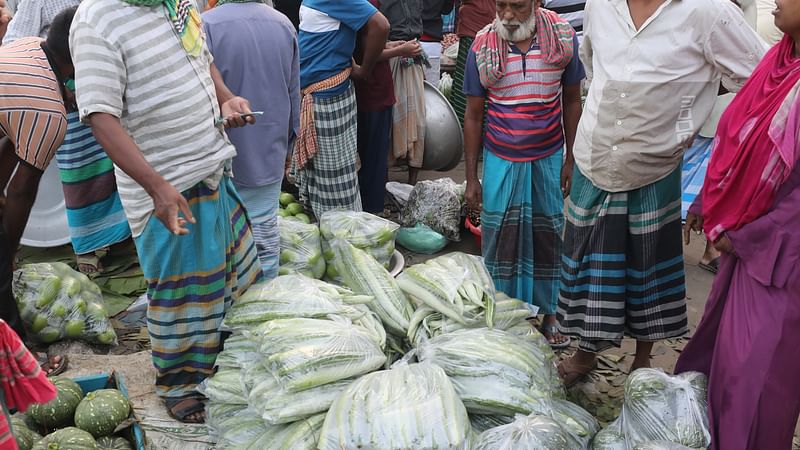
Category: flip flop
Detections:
[
  {"x1": 39, "y1": 354, "x2": 68, "y2": 377},
  {"x1": 166, "y1": 397, "x2": 206, "y2": 424},
  {"x1": 540, "y1": 323, "x2": 571, "y2": 350},
  {"x1": 698, "y1": 257, "x2": 720, "y2": 275},
  {"x1": 557, "y1": 357, "x2": 597, "y2": 388}
]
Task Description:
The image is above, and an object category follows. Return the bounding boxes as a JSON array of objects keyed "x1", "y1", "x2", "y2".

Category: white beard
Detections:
[{"x1": 495, "y1": 13, "x2": 537, "y2": 42}]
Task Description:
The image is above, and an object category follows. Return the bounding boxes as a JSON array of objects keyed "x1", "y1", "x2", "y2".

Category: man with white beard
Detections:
[{"x1": 463, "y1": 0, "x2": 584, "y2": 349}]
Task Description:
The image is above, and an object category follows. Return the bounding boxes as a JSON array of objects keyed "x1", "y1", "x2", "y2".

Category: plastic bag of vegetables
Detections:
[
  {"x1": 529, "y1": 398, "x2": 599, "y2": 448},
  {"x1": 248, "y1": 376, "x2": 352, "y2": 425},
  {"x1": 244, "y1": 414, "x2": 325, "y2": 450},
  {"x1": 417, "y1": 328, "x2": 563, "y2": 416},
  {"x1": 399, "y1": 252, "x2": 496, "y2": 333},
  {"x1": 223, "y1": 274, "x2": 372, "y2": 329},
  {"x1": 318, "y1": 362, "x2": 473, "y2": 450},
  {"x1": 399, "y1": 178, "x2": 465, "y2": 241},
  {"x1": 319, "y1": 210, "x2": 399, "y2": 283},
  {"x1": 473, "y1": 414, "x2": 576, "y2": 450},
  {"x1": 593, "y1": 369, "x2": 710, "y2": 450},
  {"x1": 330, "y1": 239, "x2": 413, "y2": 337},
  {"x1": 438, "y1": 72, "x2": 453, "y2": 99},
  {"x1": 13, "y1": 263, "x2": 117, "y2": 345},
  {"x1": 278, "y1": 218, "x2": 326, "y2": 279},
  {"x1": 245, "y1": 315, "x2": 386, "y2": 393}
]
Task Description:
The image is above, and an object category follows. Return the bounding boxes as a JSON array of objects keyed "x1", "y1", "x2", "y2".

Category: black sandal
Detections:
[
  {"x1": 540, "y1": 324, "x2": 571, "y2": 349},
  {"x1": 38, "y1": 354, "x2": 68, "y2": 377},
  {"x1": 165, "y1": 397, "x2": 206, "y2": 424}
]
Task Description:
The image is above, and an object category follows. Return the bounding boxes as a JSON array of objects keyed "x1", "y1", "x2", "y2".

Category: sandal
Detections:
[
  {"x1": 698, "y1": 257, "x2": 720, "y2": 275},
  {"x1": 557, "y1": 356, "x2": 597, "y2": 388},
  {"x1": 76, "y1": 248, "x2": 109, "y2": 276},
  {"x1": 166, "y1": 397, "x2": 206, "y2": 424},
  {"x1": 38, "y1": 354, "x2": 68, "y2": 377},
  {"x1": 540, "y1": 323, "x2": 571, "y2": 349}
]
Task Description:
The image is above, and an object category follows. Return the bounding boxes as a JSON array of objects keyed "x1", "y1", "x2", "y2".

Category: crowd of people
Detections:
[{"x1": 0, "y1": 0, "x2": 796, "y2": 447}]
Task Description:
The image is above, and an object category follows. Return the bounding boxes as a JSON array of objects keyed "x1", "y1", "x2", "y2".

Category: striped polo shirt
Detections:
[
  {"x1": 0, "y1": 38, "x2": 67, "y2": 171},
  {"x1": 71, "y1": 0, "x2": 236, "y2": 237},
  {"x1": 463, "y1": 34, "x2": 584, "y2": 162}
]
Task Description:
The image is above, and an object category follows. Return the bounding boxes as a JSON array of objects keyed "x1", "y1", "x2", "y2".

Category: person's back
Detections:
[{"x1": 203, "y1": 3, "x2": 298, "y2": 191}]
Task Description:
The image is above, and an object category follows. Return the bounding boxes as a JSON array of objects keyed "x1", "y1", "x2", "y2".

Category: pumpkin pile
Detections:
[{"x1": 13, "y1": 376, "x2": 134, "y2": 450}]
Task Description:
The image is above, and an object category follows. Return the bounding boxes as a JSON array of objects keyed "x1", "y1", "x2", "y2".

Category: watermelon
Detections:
[
  {"x1": 28, "y1": 377, "x2": 84, "y2": 430},
  {"x1": 32, "y1": 427, "x2": 99, "y2": 450},
  {"x1": 74, "y1": 389, "x2": 131, "y2": 437},
  {"x1": 10, "y1": 416, "x2": 40, "y2": 450},
  {"x1": 96, "y1": 436, "x2": 134, "y2": 450}
]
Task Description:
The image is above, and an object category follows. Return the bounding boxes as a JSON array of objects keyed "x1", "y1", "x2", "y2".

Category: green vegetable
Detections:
[
  {"x1": 28, "y1": 377, "x2": 84, "y2": 430},
  {"x1": 74, "y1": 389, "x2": 131, "y2": 437},
  {"x1": 30, "y1": 314, "x2": 49, "y2": 333},
  {"x1": 286, "y1": 202, "x2": 304, "y2": 216},
  {"x1": 65, "y1": 320, "x2": 85, "y2": 338},
  {"x1": 34, "y1": 277, "x2": 61, "y2": 308},
  {"x1": 32, "y1": 427, "x2": 99, "y2": 450},
  {"x1": 10, "y1": 415, "x2": 40, "y2": 450},
  {"x1": 277, "y1": 208, "x2": 289, "y2": 218},
  {"x1": 474, "y1": 414, "x2": 572, "y2": 450},
  {"x1": 37, "y1": 327, "x2": 61, "y2": 344},
  {"x1": 294, "y1": 213, "x2": 311, "y2": 224},
  {"x1": 279, "y1": 192, "x2": 295, "y2": 207}
]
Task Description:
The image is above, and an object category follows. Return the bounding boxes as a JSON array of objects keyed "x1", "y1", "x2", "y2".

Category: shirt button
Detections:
[
  {"x1": 612, "y1": 145, "x2": 619, "y2": 151},
  {"x1": 620, "y1": 93, "x2": 627, "y2": 98},
  {"x1": 616, "y1": 120, "x2": 623, "y2": 126}
]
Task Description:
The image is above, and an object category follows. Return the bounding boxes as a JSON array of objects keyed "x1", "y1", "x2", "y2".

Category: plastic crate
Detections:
[{"x1": 73, "y1": 372, "x2": 146, "y2": 450}]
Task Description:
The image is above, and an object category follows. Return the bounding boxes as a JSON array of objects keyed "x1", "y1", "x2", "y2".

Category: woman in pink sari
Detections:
[{"x1": 676, "y1": 2, "x2": 800, "y2": 448}]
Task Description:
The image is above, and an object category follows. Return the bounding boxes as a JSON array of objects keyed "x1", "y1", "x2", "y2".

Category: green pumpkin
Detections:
[
  {"x1": 10, "y1": 416, "x2": 40, "y2": 450},
  {"x1": 28, "y1": 377, "x2": 83, "y2": 430},
  {"x1": 95, "y1": 436, "x2": 134, "y2": 450},
  {"x1": 74, "y1": 389, "x2": 131, "y2": 437},
  {"x1": 31, "y1": 427, "x2": 98, "y2": 450}
]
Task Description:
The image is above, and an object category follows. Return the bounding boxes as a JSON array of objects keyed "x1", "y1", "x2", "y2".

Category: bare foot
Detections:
[
  {"x1": 557, "y1": 351, "x2": 597, "y2": 387},
  {"x1": 540, "y1": 315, "x2": 570, "y2": 348},
  {"x1": 630, "y1": 357, "x2": 652, "y2": 373},
  {"x1": 166, "y1": 398, "x2": 206, "y2": 424}
]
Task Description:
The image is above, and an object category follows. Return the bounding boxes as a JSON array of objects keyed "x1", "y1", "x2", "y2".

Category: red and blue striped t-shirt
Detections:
[{"x1": 463, "y1": 35, "x2": 584, "y2": 162}]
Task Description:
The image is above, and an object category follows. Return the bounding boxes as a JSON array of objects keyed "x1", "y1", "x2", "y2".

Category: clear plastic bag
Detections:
[
  {"x1": 318, "y1": 362, "x2": 472, "y2": 450},
  {"x1": 416, "y1": 328, "x2": 563, "y2": 416},
  {"x1": 248, "y1": 376, "x2": 352, "y2": 425},
  {"x1": 632, "y1": 442, "x2": 695, "y2": 450},
  {"x1": 197, "y1": 369, "x2": 248, "y2": 405},
  {"x1": 12, "y1": 262, "x2": 118, "y2": 345},
  {"x1": 470, "y1": 414, "x2": 515, "y2": 434},
  {"x1": 246, "y1": 316, "x2": 386, "y2": 393},
  {"x1": 278, "y1": 218, "x2": 326, "y2": 279},
  {"x1": 473, "y1": 414, "x2": 575, "y2": 450},
  {"x1": 330, "y1": 239, "x2": 413, "y2": 337},
  {"x1": 399, "y1": 178, "x2": 465, "y2": 241},
  {"x1": 319, "y1": 210, "x2": 399, "y2": 283},
  {"x1": 216, "y1": 417, "x2": 269, "y2": 448},
  {"x1": 215, "y1": 333, "x2": 261, "y2": 370},
  {"x1": 593, "y1": 369, "x2": 710, "y2": 450},
  {"x1": 244, "y1": 414, "x2": 325, "y2": 450},
  {"x1": 529, "y1": 398, "x2": 600, "y2": 449}
]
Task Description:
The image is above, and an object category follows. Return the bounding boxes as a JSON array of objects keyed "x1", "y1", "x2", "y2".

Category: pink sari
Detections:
[{"x1": 702, "y1": 35, "x2": 800, "y2": 242}]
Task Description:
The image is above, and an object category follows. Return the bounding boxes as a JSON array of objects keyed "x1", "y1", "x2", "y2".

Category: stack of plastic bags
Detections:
[{"x1": 277, "y1": 217, "x2": 325, "y2": 279}]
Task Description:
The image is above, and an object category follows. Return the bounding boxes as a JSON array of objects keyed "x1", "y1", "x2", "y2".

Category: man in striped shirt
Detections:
[
  {"x1": 71, "y1": 0, "x2": 262, "y2": 423},
  {"x1": 0, "y1": 6, "x2": 74, "y2": 375},
  {"x1": 463, "y1": 0, "x2": 584, "y2": 348}
]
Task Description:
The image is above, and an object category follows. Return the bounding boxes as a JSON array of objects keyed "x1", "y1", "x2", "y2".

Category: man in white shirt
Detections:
[{"x1": 556, "y1": 0, "x2": 768, "y2": 385}]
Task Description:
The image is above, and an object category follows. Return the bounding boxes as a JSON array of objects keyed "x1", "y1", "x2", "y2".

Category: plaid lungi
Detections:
[
  {"x1": 450, "y1": 36, "x2": 473, "y2": 127},
  {"x1": 135, "y1": 177, "x2": 261, "y2": 400},
  {"x1": 558, "y1": 166, "x2": 688, "y2": 353},
  {"x1": 681, "y1": 136, "x2": 713, "y2": 220},
  {"x1": 481, "y1": 150, "x2": 564, "y2": 314},
  {"x1": 294, "y1": 84, "x2": 362, "y2": 218}
]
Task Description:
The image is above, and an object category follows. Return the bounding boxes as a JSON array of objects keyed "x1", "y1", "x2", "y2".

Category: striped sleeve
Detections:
[{"x1": 70, "y1": 15, "x2": 126, "y2": 121}]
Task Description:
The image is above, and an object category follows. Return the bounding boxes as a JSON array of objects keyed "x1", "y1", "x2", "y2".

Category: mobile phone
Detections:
[{"x1": 215, "y1": 111, "x2": 264, "y2": 126}]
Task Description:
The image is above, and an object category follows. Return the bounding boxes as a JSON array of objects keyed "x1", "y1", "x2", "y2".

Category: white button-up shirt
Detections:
[{"x1": 574, "y1": 0, "x2": 768, "y2": 192}]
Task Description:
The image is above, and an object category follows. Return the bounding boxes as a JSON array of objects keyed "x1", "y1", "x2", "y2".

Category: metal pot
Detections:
[{"x1": 422, "y1": 81, "x2": 463, "y2": 171}]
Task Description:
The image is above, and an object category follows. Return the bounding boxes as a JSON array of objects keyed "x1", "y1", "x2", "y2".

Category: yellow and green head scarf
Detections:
[{"x1": 122, "y1": 0, "x2": 203, "y2": 57}]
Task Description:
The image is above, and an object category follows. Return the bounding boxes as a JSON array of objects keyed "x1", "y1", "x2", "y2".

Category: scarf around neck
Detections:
[
  {"x1": 701, "y1": 35, "x2": 800, "y2": 242},
  {"x1": 471, "y1": 7, "x2": 574, "y2": 89},
  {"x1": 121, "y1": 0, "x2": 203, "y2": 57}
]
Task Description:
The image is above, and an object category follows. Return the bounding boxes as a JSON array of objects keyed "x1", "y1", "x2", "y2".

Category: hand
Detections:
[
  {"x1": 220, "y1": 96, "x2": 254, "y2": 128},
  {"x1": 151, "y1": 181, "x2": 196, "y2": 235},
  {"x1": 713, "y1": 234, "x2": 735, "y2": 254},
  {"x1": 284, "y1": 156, "x2": 294, "y2": 184},
  {"x1": 466, "y1": 179, "x2": 483, "y2": 214},
  {"x1": 0, "y1": 7, "x2": 11, "y2": 41},
  {"x1": 397, "y1": 40, "x2": 422, "y2": 58},
  {"x1": 560, "y1": 156, "x2": 574, "y2": 199},
  {"x1": 350, "y1": 61, "x2": 368, "y2": 81},
  {"x1": 683, "y1": 212, "x2": 704, "y2": 245}
]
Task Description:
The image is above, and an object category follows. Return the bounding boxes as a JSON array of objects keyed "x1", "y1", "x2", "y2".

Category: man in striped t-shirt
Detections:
[
  {"x1": 463, "y1": 0, "x2": 583, "y2": 349},
  {"x1": 71, "y1": 0, "x2": 263, "y2": 423}
]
